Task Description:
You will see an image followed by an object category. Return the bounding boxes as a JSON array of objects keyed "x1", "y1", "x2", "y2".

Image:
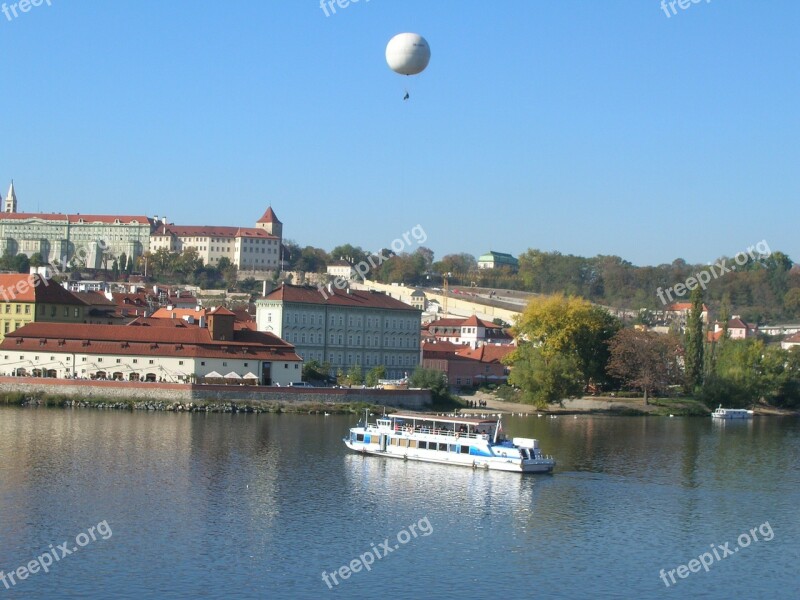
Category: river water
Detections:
[{"x1": 0, "y1": 408, "x2": 797, "y2": 599}]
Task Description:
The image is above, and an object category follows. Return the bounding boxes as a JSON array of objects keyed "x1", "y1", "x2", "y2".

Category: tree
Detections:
[
  {"x1": 684, "y1": 287, "x2": 705, "y2": 392},
  {"x1": 409, "y1": 367, "x2": 451, "y2": 403},
  {"x1": 13, "y1": 254, "x2": 30, "y2": 273},
  {"x1": 111, "y1": 259, "x2": 120, "y2": 281},
  {"x1": 701, "y1": 339, "x2": 800, "y2": 408},
  {"x1": 365, "y1": 365, "x2": 386, "y2": 387},
  {"x1": 330, "y1": 244, "x2": 369, "y2": 266},
  {"x1": 303, "y1": 360, "x2": 329, "y2": 382},
  {"x1": 345, "y1": 364, "x2": 364, "y2": 386},
  {"x1": 507, "y1": 345, "x2": 583, "y2": 407},
  {"x1": 607, "y1": 329, "x2": 682, "y2": 404},
  {"x1": 119, "y1": 253, "x2": 128, "y2": 273},
  {"x1": 509, "y1": 293, "x2": 621, "y2": 388},
  {"x1": 29, "y1": 252, "x2": 45, "y2": 268}
]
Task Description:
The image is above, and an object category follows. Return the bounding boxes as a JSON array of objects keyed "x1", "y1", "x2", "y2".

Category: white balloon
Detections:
[{"x1": 386, "y1": 33, "x2": 431, "y2": 76}]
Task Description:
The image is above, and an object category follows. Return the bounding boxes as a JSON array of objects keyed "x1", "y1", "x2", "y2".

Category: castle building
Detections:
[
  {"x1": 149, "y1": 207, "x2": 283, "y2": 270},
  {"x1": 0, "y1": 183, "x2": 152, "y2": 265},
  {"x1": 0, "y1": 183, "x2": 284, "y2": 271}
]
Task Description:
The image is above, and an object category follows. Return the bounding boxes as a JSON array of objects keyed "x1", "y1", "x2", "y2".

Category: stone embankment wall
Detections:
[{"x1": 0, "y1": 377, "x2": 431, "y2": 409}]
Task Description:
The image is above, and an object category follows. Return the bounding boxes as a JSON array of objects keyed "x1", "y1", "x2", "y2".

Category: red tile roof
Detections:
[
  {"x1": 1, "y1": 322, "x2": 301, "y2": 362},
  {"x1": 667, "y1": 303, "x2": 710, "y2": 312},
  {"x1": 455, "y1": 345, "x2": 515, "y2": 364},
  {"x1": 0, "y1": 275, "x2": 86, "y2": 305},
  {"x1": 153, "y1": 224, "x2": 277, "y2": 239},
  {"x1": 0, "y1": 213, "x2": 152, "y2": 225},
  {"x1": 264, "y1": 285, "x2": 418, "y2": 312},
  {"x1": 257, "y1": 207, "x2": 281, "y2": 224},
  {"x1": 150, "y1": 307, "x2": 207, "y2": 320}
]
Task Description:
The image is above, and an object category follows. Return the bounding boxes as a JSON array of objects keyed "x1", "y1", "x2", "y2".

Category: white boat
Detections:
[
  {"x1": 711, "y1": 405, "x2": 754, "y2": 419},
  {"x1": 344, "y1": 412, "x2": 555, "y2": 473}
]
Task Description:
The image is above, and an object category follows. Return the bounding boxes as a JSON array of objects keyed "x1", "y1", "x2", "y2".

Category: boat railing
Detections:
[{"x1": 366, "y1": 424, "x2": 489, "y2": 440}]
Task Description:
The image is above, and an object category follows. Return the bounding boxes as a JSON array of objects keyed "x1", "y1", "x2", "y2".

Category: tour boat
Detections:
[
  {"x1": 344, "y1": 412, "x2": 555, "y2": 473},
  {"x1": 711, "y1": 405, "x2": 754, "y2": 419}
]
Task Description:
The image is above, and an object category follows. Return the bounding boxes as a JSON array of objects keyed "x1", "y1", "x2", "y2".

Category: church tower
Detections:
[
  {"x1": 256, "y1": 206, "x2": 282, "y2": 239},
  {"x1": 4, "y1": 181, "x2": 17, "y2": 213}
]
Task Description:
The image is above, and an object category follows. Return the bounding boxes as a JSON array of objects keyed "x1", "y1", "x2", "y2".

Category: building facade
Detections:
[
  {"x1": 255, "y1": 284, "x2": 421, "y2": 379},
  {"x1": 0, "y1": 274, "x2": 87, "y2": 342},
  {"x1": 477, "y1": 251, "x2": 519, "y2": 270},
  {"x1": 1, "y1": 184, "x2": 284, "y2": 271},
  {"x1": 149, "y1": 207, "x2": 282, "y2": 270},
  {"x1": 0, "y1": 307, "x2": 302, "y2": 384}
]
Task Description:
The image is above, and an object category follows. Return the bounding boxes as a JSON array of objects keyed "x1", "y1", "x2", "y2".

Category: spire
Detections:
[{"x1": 4, "y1": 180, "x2": 17, "y2": 213}]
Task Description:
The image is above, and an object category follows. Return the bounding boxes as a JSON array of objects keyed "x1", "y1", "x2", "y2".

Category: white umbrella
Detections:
[
  {"x1": 204, "y1": 371, "x2": 222, "y2": 378},
  {"x1": 224, "y1": 371, "x2": 242, "y2": 379},
  {"x1": 243, "y1": 372, "x2": 259, "y2": 379}
]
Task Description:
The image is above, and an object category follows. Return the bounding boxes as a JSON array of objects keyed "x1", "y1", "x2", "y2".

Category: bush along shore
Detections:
[{"x1": 1, "y1": 392, "x2": 380, "y2": 415}]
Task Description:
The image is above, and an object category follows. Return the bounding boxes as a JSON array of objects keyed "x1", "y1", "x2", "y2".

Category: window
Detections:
[
  {"x1": 201, "y1": 361, "x2": 205, "y2": 366},
  {"x1": 284, "y1": 364, "x2": 288, "y2": 369},
  {"x1": 222, "y1": 362, "x2": 227, "y2": 367},
  {"x1": 15, "y1": 305, "x2": 20, "y2": 314},
  {"x1": 295, "y1": 364, "x2": 299, "y2": 369},
  {"x1": 149, "y1": 360, "x2": 154, "y2": 364},
  {"x1": 116, "y1": 359, "x2": 121, "y2": 364},
  {"x1": 133, "y1": 359, "x2": 138, "y2": 364},
  {"x1": 98, "y1": 358, "x2": 103, "y2": 362},
  {"x1": 179, "y1": 361, "x2": 184, "y2": 365},
  {"x1": 24, "y1": 305, "x2": 30, "y2": 314}
]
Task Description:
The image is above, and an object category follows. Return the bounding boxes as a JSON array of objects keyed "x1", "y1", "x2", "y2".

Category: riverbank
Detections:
[
  {"x1": 0, "y1": 376, "x2": 431, "y2": 413},
  {"x1": 458, "y1": 391, "x2": 800, "y2": 417}
]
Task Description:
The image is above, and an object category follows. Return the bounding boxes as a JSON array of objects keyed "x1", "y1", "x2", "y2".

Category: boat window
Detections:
[
  {"x1": 438, "y1": 443, "x2": 448, "y2": 451},
  {"x1": 409, "y1": 440, "x2": 417, "y2": 448},
  {"x1": 449, "y1": 444, "x2": 457, "y2": 453},
  {"x1": 356, "y1": 434, "x2": 364, "y2": 442},
  {"x1": 459, "y1": 446, "x2": 470, "y2": 454}
]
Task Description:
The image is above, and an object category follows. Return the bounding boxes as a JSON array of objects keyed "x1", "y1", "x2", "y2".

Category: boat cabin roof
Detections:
[{"x1": 389, "y1": 413, "x2": 498, "y2": 426}]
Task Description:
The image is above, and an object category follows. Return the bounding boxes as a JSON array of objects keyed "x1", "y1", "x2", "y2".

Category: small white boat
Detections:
[
  {"x1": 344, "y1": 412, "x2": 555, "y2": 473},
  {"x1": 711, "y1": 405, "x2": 754, "y2": 420}
]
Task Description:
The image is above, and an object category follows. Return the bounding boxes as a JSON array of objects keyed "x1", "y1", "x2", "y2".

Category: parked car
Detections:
[{"x1": 288, "y1": 381, "x2": 314, "y2": 388}]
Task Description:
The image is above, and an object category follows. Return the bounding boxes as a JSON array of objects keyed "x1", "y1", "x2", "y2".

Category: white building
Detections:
[
  {"x1": 256, "y1": 284, "x2": 421, "y2": 379},
  {"x1": 149, "y1": 207, "x2": 283, "y2": 270},
  {"x1": 0, "y1": 306, "x2": 302, "y2": 385},
  {"x1": 326, "y1": 259, "x2": 355, "y2": 280}
]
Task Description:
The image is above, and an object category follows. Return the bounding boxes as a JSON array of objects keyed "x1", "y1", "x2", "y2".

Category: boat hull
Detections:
[{"x1": 344, "y1": 440, "x2": 555, "y2": 473}]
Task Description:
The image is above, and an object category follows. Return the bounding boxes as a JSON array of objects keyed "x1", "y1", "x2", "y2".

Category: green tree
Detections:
[
  {"x1": 303, "y1": 360, "x2": 329, "y2": 382},
  {"x1": 13, "y1": 254, "x2": 30, "y2": 273},
  {"x1": 111, "y1": 259, "x2": 120, "y2": 280},
  {"x1": 507, "y1": 345, "x2": 583, "y2": 407},
  {"x1": 409, "y1": 367, "x2": 451, "y2": 402},
  {"x1": 118, "y1": 253, "x2": 128, "y2": 273},
  {"x1": 365, "y1": 365, "x2": 386, "y2": 387},
  {"x1": 29, "y1": 252, "x2": 45, "y2": 268},
  {"x1": 345, "y1": 364, "x2": 364, "y2": 386},
  {"x1": 509, "y1": 293, "x2": 621, "y2": 390},
  {"x1": 684, "y1": 287, "x2": 705, "y2": 392}
]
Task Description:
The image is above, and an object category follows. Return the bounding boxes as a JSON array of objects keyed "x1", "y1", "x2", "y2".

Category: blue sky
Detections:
[{"x1": 1, "y1": 1, "x2": 798, "y2": 267}]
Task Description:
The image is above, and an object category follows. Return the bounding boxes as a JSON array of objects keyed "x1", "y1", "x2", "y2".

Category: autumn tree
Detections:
[
  {"x1": 506, "y1": 294, "x2": 621, "y2": 404},
  {"x1": 606, "y1": 329, "x2": 682, "y2": 404}
]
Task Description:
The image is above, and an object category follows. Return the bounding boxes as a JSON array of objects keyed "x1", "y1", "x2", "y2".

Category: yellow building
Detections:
[{"x1": 0, "y1": 274, "x2": 86, "y2": 342}]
